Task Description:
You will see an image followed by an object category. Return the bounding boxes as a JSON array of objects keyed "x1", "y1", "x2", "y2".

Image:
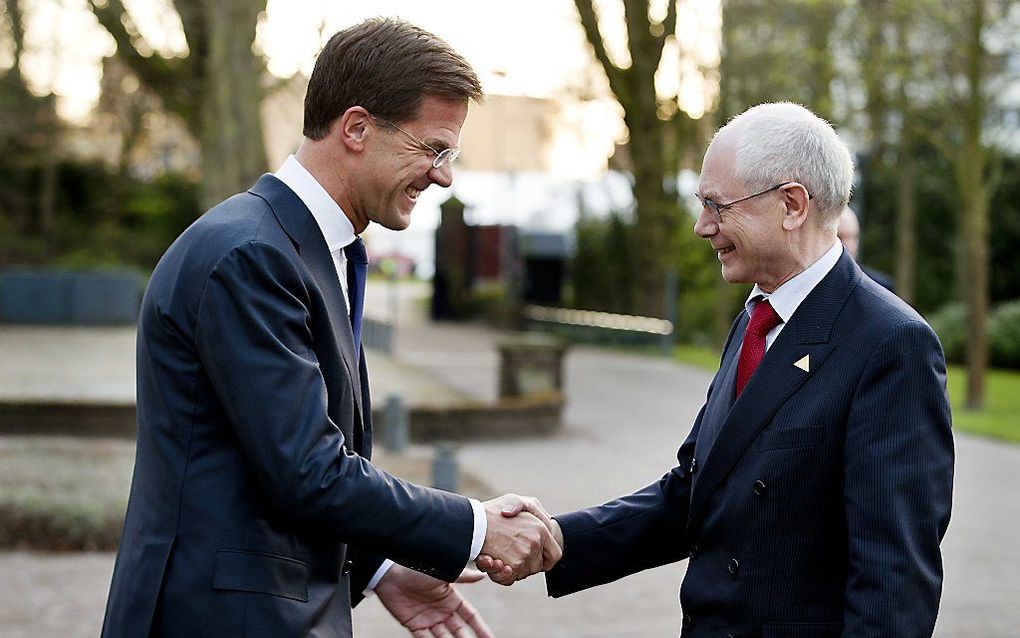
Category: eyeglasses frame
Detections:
[
  {"x1": 697, "y1": 181, "x2": 808, "y2": 222},
  {"x1": 369, "y1": 114, "x2": 461, "y2": 169}
]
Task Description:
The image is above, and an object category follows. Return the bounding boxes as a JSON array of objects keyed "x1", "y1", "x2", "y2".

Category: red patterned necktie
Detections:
[{"x1": 735, "y1": 299, "x2": 782, "y2": 397}]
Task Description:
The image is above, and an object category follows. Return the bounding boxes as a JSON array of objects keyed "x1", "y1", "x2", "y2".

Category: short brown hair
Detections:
[{"x1": 303, "y1": 18, "x2": 483, "y2": 140}]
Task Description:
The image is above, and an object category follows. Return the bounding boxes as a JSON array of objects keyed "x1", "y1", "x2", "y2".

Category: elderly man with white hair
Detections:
[{"x1": 479, "y1": 103, "x2": 954, "y2": 638}]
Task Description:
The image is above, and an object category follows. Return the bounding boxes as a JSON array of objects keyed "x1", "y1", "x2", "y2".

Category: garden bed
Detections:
[{"x1": 0, "y1": 436, "x2": 493, "y2": 551}]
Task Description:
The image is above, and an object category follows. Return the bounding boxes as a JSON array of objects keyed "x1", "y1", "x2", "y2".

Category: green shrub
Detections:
[
  {"x1": 990, "y1": 300, "x2": 1020, "y2": 369},
  {"x1": 927, "y1": 300, "x2": 1020, "y2": 369},
  {"x1": 927, "y1": 303, "x2": 966, "y2": 365}
]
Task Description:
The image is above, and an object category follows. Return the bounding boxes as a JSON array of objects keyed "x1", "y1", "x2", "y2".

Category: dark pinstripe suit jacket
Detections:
[{"x1": 546, "y1": 251, "x2": 954, "y2": 638}]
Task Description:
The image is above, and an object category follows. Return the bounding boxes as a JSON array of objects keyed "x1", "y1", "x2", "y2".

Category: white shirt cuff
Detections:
[
  {"x1": 363, "y1": 559, "x2": 394, "y2": 598},
  {"x1": 363, "y1": 498, "x2": 485, "y2": 597},
  {"x1": 468, "y1": 497, "x2": 487, "y2": 562}
]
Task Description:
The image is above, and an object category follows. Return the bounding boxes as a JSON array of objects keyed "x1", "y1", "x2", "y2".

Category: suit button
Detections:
[
  {"x1": 341, "y1": 560, "x2": 353, "y2": 574},
  {"x1": 727, "y1": 558, "x2": 740, "y2": 575},
  {"x1": 689, "y1": 543, "x2": 699, "y2": 558},
  {"x1": 753, "y1": 480, "x2": 767, "y2": 496},
  {"x1": 690, "y1": 458, "x2": 698, "y2": 473},
  {"x1": 682, "y1": 613, "x2": 692, "y2": 628}
]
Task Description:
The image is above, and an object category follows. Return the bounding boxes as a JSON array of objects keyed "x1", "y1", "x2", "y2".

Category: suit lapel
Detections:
[
  {"x1": 690, "y1": 313, "x2": 745, "y2": 493},
  {"x1": 714, "y1": 315, "x2": 744, "y2": 415},
  {"x1": 688, "y1": 252, "x2": 862, "y2": 524},
  {"x1": 248, "y1": 175, "x2": 366, "y2": 425}
]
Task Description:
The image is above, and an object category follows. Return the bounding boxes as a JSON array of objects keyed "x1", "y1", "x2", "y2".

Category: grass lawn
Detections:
[
  {"x1": 673, "y1": 344, "x2": 724, "y2": 371},
  {"x1": 946, "y1": 367, "x2": 1020, "y2": 444},
  {"x1": 672, "y1": 345, "x2": 1020, "y2": 444}
]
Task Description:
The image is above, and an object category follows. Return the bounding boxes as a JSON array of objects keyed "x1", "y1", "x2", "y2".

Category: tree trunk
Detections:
[
  {"x1": 627, "y1": 110, "x2": 676, "y2": 317},
  {"x1": 894, "y1": 133, "x2": 916, "y2": 304},
  {"x1": 199, "y1": 0, "x2": 268, "y2": 209},
  {"x1": 892, "y1": 15, "x2": 917, "y2": 305},
  {"x1": 572, "y1": 0, "x2": 681, "y2": 318},
  {"x1": 805, "y1": 3, "x2": 839, "y2": 122},
  {"x1": 960, "y1": 0, "x2": 989, "y2": 410},
  {"x1": 37, "y1": 116, "x2": 57, "y2": 234},
  {"x1": 90, "y1": 0, "x2": 269, "y2": 211},
  {"x1": 963, "y1": 188, "x2": 989, "y2": 410}
]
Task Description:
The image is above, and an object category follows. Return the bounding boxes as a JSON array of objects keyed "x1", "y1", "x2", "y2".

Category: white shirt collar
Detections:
[
  {"x1": 274, "y1": 155, "x2": 356, "y2": 253},
  {"x1": 745, "y1": 240, "x2": 843, "y2": 323}
]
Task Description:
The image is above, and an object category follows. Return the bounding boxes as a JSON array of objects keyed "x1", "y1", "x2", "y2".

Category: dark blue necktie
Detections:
[{"x1": 344, "y1": 237, "x2": 368, "y2": 352}]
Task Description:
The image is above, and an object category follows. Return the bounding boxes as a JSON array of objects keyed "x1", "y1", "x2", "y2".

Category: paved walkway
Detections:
[
  {"x1": 0, "y1": 327, "x2": 472, "y2": 411},
  {"x1": 2, "y1": 282, "x2": 1018, "y2": 636}
]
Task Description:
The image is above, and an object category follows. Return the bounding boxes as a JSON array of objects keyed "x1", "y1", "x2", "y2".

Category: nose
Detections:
[
  {"x1": 693, "y1": 206, "x2": 718, "y2": 238},
  {"x1": 429, "y1": 162, "x2": 454, "y2": 188}
]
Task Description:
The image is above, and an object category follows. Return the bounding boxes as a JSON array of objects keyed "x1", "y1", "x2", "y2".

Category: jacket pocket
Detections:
[
  {"x1": 762, "y1": 621, "x2": 842, "y2": 638},
  {"x1": 212, "y1": 549, "x2": 309, "y2": 602},
  {"x1": 757, "y1": 425, "x2": 825, "y2": 451}
]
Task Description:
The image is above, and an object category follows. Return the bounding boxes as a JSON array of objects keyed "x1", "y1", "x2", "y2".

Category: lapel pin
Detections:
[{"x1": 794, "y1": 354, "x2": 810, "y2": 372}]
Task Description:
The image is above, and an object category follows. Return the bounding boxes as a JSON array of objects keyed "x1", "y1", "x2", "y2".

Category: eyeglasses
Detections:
[
  {"x1": 370, "y1": 114, "x2": 461, "y2": 169},
  {"x1": 696, "y1": 182, "x2": 799, "y2": 222}
]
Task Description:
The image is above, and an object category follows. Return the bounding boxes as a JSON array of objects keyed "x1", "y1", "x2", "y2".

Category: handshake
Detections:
[{"x1": 476, "y1": 494, "x2": 563, "y2": 586}]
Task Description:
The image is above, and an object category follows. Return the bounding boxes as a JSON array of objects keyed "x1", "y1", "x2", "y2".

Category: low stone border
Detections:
[
  {"x1": 0, "y1": 402, "x2": 136, "y2": 438},
  {"x1": 373, "y1": 393, "x2": 564, "y2": 443},
  {"x1": 1, "y1": 395, "x2": 564, "y2": 442}
]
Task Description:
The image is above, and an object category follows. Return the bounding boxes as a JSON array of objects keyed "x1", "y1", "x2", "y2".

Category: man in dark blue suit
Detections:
[
  {"x1": 101, "y1": 18, "x2": 561, "y2": 638},
  {"x1": 480, "y1": 103, "x2": 954, "y2": 637},
  {"x1": 837, "y1": 206, "x2": 897, "y2": 294}
]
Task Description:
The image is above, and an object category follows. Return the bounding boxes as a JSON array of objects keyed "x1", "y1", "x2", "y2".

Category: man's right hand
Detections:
[{"x1": 479, "y1": 494, "x2": 562, "y2": 584}]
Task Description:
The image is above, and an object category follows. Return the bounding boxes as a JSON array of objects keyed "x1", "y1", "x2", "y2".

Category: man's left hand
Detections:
[{"x1": 375, "y1": 563, "x2": 493, "y2": 637}]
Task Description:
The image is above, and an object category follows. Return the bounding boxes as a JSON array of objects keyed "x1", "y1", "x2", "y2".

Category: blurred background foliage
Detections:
[
  {"x1": 1, "y1": 0, "x2": 1019, "y2": 391},
  {"x1": 564, "y1": 0, "x2": 1020, "y2": 411}
]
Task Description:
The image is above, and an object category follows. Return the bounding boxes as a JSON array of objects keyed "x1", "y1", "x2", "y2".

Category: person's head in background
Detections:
[{"x1": 837, "y1": 206, "x2": 860, "y2": 259}]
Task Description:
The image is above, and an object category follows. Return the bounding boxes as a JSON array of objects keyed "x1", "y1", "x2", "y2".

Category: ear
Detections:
[
  {"x1": 333, "y1": 106, "x2": 372, "y2": 153},
  {"x1": 780, "y1": 182, "x2": 811, "y2": 231}
]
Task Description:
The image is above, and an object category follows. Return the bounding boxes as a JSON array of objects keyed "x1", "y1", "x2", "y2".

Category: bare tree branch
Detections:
[
  {"x1": 4, "y1": 0, "x2": 25, "y2": 69},
  {"x1": 88, "y1": 0, "x2": 197, "y2": 128},
  {"x1": 573, "y1": 0, "x2": 626, "y2": 97}
]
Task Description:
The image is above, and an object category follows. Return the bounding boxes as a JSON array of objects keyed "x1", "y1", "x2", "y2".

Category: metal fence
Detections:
[
  {"x1": 362, "y1": 316, "x2": 394, "y2": 354},
  {"x1": 0, "y1": 269, "x2": 144, "y2": 325},
  {"x1": 523, "y1": 304, "x2": 675, "y2": 353}
]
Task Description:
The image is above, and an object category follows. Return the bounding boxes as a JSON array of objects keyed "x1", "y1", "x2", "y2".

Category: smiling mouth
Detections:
[
  {"x1": 405, "y1": 186, "x2": 422, "y2": 201},
  {"x1": 716, "y1": 245, "x2": 735, "y2": 256}
]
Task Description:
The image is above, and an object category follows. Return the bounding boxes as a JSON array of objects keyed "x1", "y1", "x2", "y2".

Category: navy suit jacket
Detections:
[
  {"x1": 546, "y1": 252, "x2": 954, "y2": 638},
  {"x1": 102, "y1": 175, "x2": 475, "y2": 638},
  {"x1": 862, "y1": 265, "x2": 896, "y2": 295}
]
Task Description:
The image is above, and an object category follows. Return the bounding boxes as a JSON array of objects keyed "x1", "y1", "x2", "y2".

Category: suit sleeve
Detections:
[
  {"x1": 349, "y1": 551, "x2": 386, "y2": 607},
  {"x1": 545, "y1": 406, "x2": 702, "y2": 597},
  {"x1": 843, "y1": 320, "x2": 954, "y2": 636},
  {"x1": 194, "y1": 241, "x2": 474, "y2": 583},
  {"x1": 544, "y1": 313, "x2": 745, "y2": 598}
]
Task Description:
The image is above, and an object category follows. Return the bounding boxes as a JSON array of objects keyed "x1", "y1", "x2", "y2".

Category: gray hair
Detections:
[{"x1": 717, "y1": 103, "x2": 854, "y2": 230}]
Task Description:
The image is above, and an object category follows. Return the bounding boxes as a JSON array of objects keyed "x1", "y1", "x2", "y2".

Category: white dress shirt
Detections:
[
  {"x1": 274, "y1": 156, "x2": 487, "y2": 593},
  {"x1": 745, "y1": 240, "x2": 844, "y2": 351}
]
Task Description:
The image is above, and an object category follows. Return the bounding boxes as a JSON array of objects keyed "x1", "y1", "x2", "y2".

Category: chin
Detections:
[
  {"x1": 377, "y1": 213, "x2": 412, "y2": 231},
  {"x1": 721, "y1": 264, "x2": 751, "y2": 285}
]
